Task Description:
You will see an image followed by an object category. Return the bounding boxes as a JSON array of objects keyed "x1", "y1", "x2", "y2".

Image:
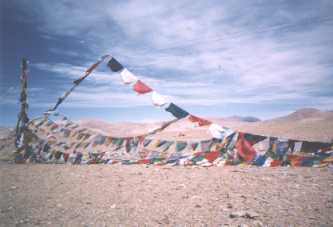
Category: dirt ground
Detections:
[{"x1": 0, "y1": 164, "x2": 332, "y2": 227}]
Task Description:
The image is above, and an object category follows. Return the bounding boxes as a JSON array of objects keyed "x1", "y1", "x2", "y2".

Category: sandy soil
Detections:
[{"x1": 1, "y1": 163, "x2": 332, "y2": 227}]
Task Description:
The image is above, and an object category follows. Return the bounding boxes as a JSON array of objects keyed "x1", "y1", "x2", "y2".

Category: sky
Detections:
[{"x1": 1, "y1": 0, "x2": 333, "y2": 126}]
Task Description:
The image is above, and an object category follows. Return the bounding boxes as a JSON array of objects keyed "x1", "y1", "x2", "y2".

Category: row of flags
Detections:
[
  {"x1": 42, "y1": 54, "x2": 260, "y2": 140},
  {"x1": 15, "y1": 56, "x2": 333, "y2": 166},
  {"x1": 107, "y1": 56, "x2": 233, "y2": 139},
  {"x1": 22, "y1": 115, "x2": 333, "y2": 167}
]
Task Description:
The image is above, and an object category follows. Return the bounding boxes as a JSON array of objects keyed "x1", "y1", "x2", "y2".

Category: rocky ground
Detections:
[{"x1": 1, "y1": 163, "x2": 332, "y2": 227}]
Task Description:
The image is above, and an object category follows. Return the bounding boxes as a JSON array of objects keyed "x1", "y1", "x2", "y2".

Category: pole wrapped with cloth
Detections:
[{"x1": 15, "y1": 58, "x2": 30, "y2": 149}]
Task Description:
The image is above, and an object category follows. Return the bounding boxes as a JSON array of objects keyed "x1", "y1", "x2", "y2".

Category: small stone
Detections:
[
  {"x1": 10, "y1": 186, "x2": 17, "y2": 190},
  {"x1": 246, "y1": 211, "x2": 259, "y2": 219},
  {"x1": 34, "y1": 219, "x2": 42, "y2": 225},
  {"x1": 227, "y1": 203, "x2": 233, "y2": 209},
  {"x1": 253, "y1": 221, "x2": 264, "y2": 227},
  {"x1": 161, "y1": 215, "x2": 170, "y2": 224},
  {"x1": 230, "y1": 211, "x2": 259, "y2": 219},
  {"x1": 195, "y1": 204, "x2": 201, "y2": 208},
  {"x1": 110, "y1": 204, "x2": 116, "y2": 209},
  {"x1": 238, "y1": 224, "x2": 249, "y2": 227},
  {"x1": 230, "y1": 211, "x2": 246, "y2": 218}
]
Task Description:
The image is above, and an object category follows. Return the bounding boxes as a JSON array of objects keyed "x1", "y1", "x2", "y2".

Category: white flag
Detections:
[
  {"x1": 120, "y1": 68, "x2": 138, "y2": 85},
  {"x1": 293, "y1": 142, "x2": 302, "y2": 153},
  {"x1": 253, "y1": 138, "x2": 270, "y2": 155},
  {"x1": 152, "y1": 91, "x2": 168, "y2": 107},
  {"x1": 208, "y1": 123, "x2": 233, "y2": 139}
]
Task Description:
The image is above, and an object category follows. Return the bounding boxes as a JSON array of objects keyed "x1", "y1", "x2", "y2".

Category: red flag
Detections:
[
  {"x1": 235, "y1": 132, "x2": 256, "y2": 162},
  {"x1": 138, "y1": 159, "x2": 151, "y2": 164},
  {"x1": 287, "y1": 155, "x2": 305, "y2": 166},
  {"x1": 133, "y1": 80, "x2": 153, "y2": 94},
  {"x1": 204, "y1": 151, "x2": 220, "y2": 163},
  {"x1": 270, "y1": 160, "x2": 282, "y2": 167},
  {"x1": 188, "y1": 115, "x2": 212, "y2": 126}
]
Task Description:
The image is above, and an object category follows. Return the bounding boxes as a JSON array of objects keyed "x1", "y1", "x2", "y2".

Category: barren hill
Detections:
[{"x1": 78, "y1": 108, "x2": 333, "y2": 142}]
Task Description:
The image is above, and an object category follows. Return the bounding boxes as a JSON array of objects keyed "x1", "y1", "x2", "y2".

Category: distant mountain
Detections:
[
  {"x1": 270, "y1": 108, "x2": 333, "y2": 122},
  {"x1": 0, "y1": 127, "x2": 15, "y2": 161},
  {"x1": 78, "y1": 119, "x2": 162, "y2": 137},
  {"x1": 76, "y1": 108, "x2": 333, "y2": 142},
  {"x1": 231, "y1": 116, "x2": 261, "y2": 122},
  {"x1": 0, "y1": 127, "x2": 13, "y2": 139}
]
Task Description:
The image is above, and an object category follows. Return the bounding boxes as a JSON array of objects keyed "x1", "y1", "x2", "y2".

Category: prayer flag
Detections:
[
  {"x1": 120, "y1": 68, "x2": 138, "y2": 84},
  {"x1": 208, "y1": 123, "x2": 233, "y2": 139},
  {"x1": 165, "y1": 103, "x2": 189, "y2": 119},
  {"x1": 176, "y1": 141, "x2": 187, "y2": 152},
  {"x1": 204, "y1": 151, "x2": 220, "y2": 163},
  {"x1": 133, "y1": 80, "x2": 153, "y2": 94},
  {"x1": 108, "y1": 57, "x2": 124, "y2": 72},
  {"x1": 152, "y1": 91, "x2": 168, "y2": 106},
  {"x1": 235, "y1": 132, "x2": 257, "y2": 163}
]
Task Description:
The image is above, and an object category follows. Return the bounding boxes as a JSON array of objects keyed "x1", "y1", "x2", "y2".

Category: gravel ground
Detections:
[{"x1": 0, "y1": 164, "x2": 332, "y2": 227}]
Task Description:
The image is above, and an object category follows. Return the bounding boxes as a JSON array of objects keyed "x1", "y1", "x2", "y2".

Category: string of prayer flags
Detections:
[
  {"x1": 108, "y1": 57, "x2": 124, "y2": 72},
  {"x1": 19, "y1": 113, "x2": 333, "y2": 167},
  {"x1": 165, "y1": 103, "x2": 189, "y2": 119},
  {"x1": 133, "y1": 80, "x2": 153, "y2": 94},
  {"x1": 47, "y1": 55, "x2": 109, "y2": 113},
  {"x1": 74, "y1": 55, "x2": 110, "y2": 85},
  {"x1": 85, "y1": 62, "x2": 99, "y2": 75},
  {"x1": 86, "y1": 55, "x2": 109, "y2": 74}
]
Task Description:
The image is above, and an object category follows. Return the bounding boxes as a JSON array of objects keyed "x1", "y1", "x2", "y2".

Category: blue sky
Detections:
[{"x1": 1, "y1": 0, "x2": 333, "y2": 126}]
